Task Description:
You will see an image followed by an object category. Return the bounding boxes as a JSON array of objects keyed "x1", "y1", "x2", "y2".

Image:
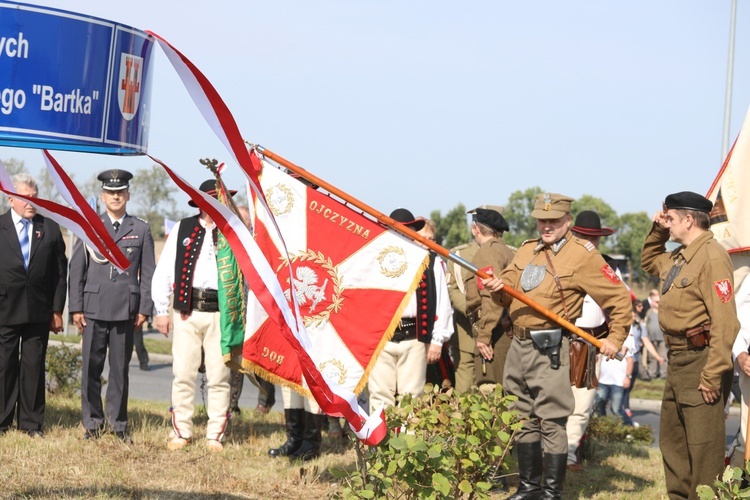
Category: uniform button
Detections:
[
  {"x1": 421, "y1": 314, "x2": 427, "y2": 320},
  {"x1": 421, "y1": 321, "x2": 427, "y2": 327}
]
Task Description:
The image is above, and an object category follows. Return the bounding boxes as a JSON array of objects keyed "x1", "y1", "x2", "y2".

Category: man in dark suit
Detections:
[
  {"x1": 0, "y1": 173, "x2": 67, "y2": 437},
  {"x1": 69, "y1": 169, "x2": 155, "y2": 443}
]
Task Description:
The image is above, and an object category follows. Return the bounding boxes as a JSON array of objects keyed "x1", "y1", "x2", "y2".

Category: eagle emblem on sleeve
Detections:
[{"x1": 714, "y1": 279, "x2": 733, "y2": 303}]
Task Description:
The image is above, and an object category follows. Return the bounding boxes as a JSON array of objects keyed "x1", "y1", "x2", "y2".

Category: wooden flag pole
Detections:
[{"x1": 254, "y1": 144, "x2": 620, "y2": 358}]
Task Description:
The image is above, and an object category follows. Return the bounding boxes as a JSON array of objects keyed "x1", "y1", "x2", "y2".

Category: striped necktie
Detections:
[{"x1": 19, "y1": 218, "x2": 30, "y2": 270}]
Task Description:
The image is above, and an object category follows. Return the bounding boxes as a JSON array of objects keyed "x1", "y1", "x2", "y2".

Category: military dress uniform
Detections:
[
  {"x1": 68, "y1": 170, "x2": 155, "y2": 437},
  {"x1": 642, "y1": 192, "x2": 740, "y2": 500},
  {"x1": 466, "y1": 235, "x2": 515, "y2": 386},
  {"x1": 497, "y1": 193, "x2": 632, "y2": 500},
  {"x1": 446, "y1": 241, "x2": 478, "y2": 394}
]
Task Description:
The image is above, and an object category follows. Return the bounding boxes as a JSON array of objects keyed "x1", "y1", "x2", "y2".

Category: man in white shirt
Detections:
[
  {"x1": 368, "y1": 209, "x2": 454, "y2": 412},
  {"x1": 152, "y1": 179, "x2": 236, "y2": 453}
]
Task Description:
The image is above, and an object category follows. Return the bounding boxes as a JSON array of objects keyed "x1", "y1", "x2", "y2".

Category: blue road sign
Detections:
[{"x1": 0, "y1": 1, "x2": 154, "y2": 154}]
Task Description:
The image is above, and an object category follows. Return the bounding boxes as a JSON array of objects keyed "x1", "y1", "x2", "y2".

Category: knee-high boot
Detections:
[
  {"x1": 288, "y1": 412, "x2": 324, "y2": 462},
  {"x1": 268, "y1": 409, "x2": 304, "y2": 457},
  {"x1": 540, "y1": 453, "x2": 567, "y2": 500},
  {"x1": 508, "y1": 441, "x2": 543, "y2": 500}
]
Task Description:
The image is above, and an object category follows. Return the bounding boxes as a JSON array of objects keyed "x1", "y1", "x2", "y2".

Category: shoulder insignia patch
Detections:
[
  {"x1": 134, "y1": 216, "x2": 149, "y2": 225},
  {"x1": 601, "y1": 264, "x2": 621, "y2": 285},
  {"x1": 521, "y1": 238, "x2": 539, "y2": 247},
  {"x1": 583, "y1": 241, "x2": 596, "y2": 252},
  {"x1": 714, "y1": 279, "x2": 733, "y2": 303}
]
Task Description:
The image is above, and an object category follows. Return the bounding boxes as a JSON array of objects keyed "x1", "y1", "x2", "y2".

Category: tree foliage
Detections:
[
  {"x1": 128, "y1": 164, "x2": 187, "y2": 237},
  {"x1": 437, "y1": 188, "x2": 655, "y2": 286},
  {"x1": 0, "y1": 158, "x2": 27, "y2": 213},
  {"x1": 431, "y1": 203, "x2": 471, "y2": 249},
  {"x1": 503, "y1": 186, "x2": 544, "y2": 248}
]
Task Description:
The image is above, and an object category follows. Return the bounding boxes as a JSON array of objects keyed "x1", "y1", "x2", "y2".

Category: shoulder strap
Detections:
[{"x1": 542, "y1": 248, "x2": 570, "y2": 320}]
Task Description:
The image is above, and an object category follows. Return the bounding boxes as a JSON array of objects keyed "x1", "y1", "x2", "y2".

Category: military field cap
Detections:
[
  {"x1": 97, "y1": 169, "x2": 133, "y2": 191},
  {"x1": 473, "y1": 208, "x2": 510, "y2": 233},
  {"x1": 530, "y1": 192, "x2": 574, "y2": 219},
  {"x1": 664, "y1": 191, "x2": 713, "y2": 214},
  {"x1": 390, "y1": 208, "x2": 425, "y2": 231},
  {"x1": 467, "y1": 204, "x2": 505, "y2": 215},
  {"x1": 188, "y1": 179, "x2": 238, "y2": 207},
  {"x1": 571, "y1": 210, "x2": 614, "y2": 237}
]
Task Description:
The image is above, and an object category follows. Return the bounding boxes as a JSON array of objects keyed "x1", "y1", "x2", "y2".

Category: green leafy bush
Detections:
[
  {"x1": 45, "y1": 342, "x2": 82, "y2": 397},
  {"x1": 333, "y1": 383, "x2": 522, "y2": 499},
  {"x1": 587, "y1": 415, "x2": 653, "y2": 444},
  {"x1": 698, "y1": 465, "x2": 750, "y2": 499}
]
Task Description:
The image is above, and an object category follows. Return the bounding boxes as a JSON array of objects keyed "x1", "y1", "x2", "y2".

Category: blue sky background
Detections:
[{"x1": 3, "y1": 1, "x2": 749, "y2": 220}]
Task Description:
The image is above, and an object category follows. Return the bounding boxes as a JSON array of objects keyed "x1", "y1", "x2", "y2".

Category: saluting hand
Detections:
[
  {"x1": 653, "y1": 210, "x2": 669, "y2": 230},
  {"x1": 698, "y1": 383, "x2": 720, "y2": 405}
]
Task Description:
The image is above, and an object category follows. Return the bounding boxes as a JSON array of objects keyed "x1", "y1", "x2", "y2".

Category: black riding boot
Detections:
[
  {"x1": 540, "y1": 453, "x2": 567, "y2": 500},
  {"x1": 268, "y1": 409, "x2": 304, "y2": 457},
  {"x1": 508, "y1": 441, "x2": 543, "y2": 500},
  {"x1": 288, "y1": 412, "x2": 324, "y2": 462}
]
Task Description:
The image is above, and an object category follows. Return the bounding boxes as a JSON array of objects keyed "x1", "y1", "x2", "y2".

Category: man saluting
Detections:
[{"x1": 642, "y1": 191, "x2": 740, "y2": 499}]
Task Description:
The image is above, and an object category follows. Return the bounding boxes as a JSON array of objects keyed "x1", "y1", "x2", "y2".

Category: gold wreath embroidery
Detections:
[
  {"x1": 377, "y1": 245, "x2": 408, "y2": 278},
  {"x1": 318, "y1": 358, "x2": 347, "y2": 386},
  {"x1": 265, "y1": 183, "x2": 294, "y2": 216},
  {"x1": 278, "y1": 250, "x2": 344, "y2": 327}
]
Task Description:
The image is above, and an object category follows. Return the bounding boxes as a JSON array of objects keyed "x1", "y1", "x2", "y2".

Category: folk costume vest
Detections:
[
  {"x1": 415, "y1": 252, "x2": 438, "y2": 344},
  {"x1": 172, "y1": 216, "x2": 212, "y2": 312}
]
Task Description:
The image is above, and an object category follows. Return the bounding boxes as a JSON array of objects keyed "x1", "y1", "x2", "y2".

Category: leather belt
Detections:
[
  {"x1": 191, "y1": 288, "x2": 219, "y2": 312},
  {"x1": 578, "y1": 322, "x2": 609, "y2": 339},
  {"x1": 513, "y1": 325, "x2": 569, "y2": 341},
  {"x1": 391, "y1": 319, "x2": 417, "y2": 343}
]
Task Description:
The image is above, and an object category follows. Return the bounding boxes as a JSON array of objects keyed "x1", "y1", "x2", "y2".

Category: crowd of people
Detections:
[{"x1": 1, "y1": 170, "x2": 747, "y2": 499}]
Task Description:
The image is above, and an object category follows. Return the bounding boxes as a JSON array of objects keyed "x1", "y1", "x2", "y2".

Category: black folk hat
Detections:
[
  {"x1": 97, "y1": 169, "x2": 133, "y2": 191},
  {"x1": 473, "y1": 208, "x2": 509, "y2": 233},
  {"x1": 188, "y1": 179, "x2": 238, "y2": 207},
  {"x1": 571, "y1": 210, "x2": 614, "y2": 237},
  {"x1": 390, "y1": 208, "x2": 425, "y2": 231},
  {"x1": 664, "y1": 191, "x2": 713, "y2": 214}
]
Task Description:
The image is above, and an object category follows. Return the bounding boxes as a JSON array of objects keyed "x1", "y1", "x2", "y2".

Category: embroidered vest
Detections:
[
  {"x1": 172, "y1": 216, "x2": 207, "y2": 312},
  {"x1": 416, "y1": 252, "x2": 438, "y2": 344}
]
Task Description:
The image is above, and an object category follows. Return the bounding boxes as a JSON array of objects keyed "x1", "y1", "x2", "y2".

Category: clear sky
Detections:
[{"x1": 2, "y1": 1, "x2": 748, "y2": 220}]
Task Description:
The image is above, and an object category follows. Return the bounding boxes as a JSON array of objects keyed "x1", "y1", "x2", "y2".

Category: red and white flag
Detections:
[
  {"x1": 0, "y1": 155, "x2": 128, "y2": 271},
  {"x1": 149, "y1": 32, "x2": 398, "y2": 444},
  {"x1": 708, "y1": 106, "x2": 750, "y2": 255},
  {"x1": 239, "y1": 163, "x2": 429, "y2": 396}
]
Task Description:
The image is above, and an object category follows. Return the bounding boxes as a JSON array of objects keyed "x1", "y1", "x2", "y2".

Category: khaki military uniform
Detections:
[
  {"x1": 498, "y1": 231, "x2": 632, "y2": 454},
  {"x1": 642, "y1": 224, "x2": 740, "y2": 499},
  {"x1": 465, "y1": 236, "x2": 515, "y2": 386},
  {"x1": 446, "y1": 242, "x2": 479, "y2": 393}
]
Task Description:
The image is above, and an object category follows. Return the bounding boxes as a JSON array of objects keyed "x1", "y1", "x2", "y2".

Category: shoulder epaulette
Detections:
[
  {"x1": 449, "y1": 242, "x2": 473, "y2": 253},
  {"x1": 571, "y1": 236, "x2": 596, "y2": 253},
  {"x1": 133, "y1": 216, "x2": 150, "y2": 225},
  {"x1": 521, "y1": 238, "x2": 539, "y2": 247}
]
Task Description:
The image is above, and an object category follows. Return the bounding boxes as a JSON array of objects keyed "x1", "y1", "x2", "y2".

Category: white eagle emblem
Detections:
[{"x1": 284, "y1": 266, "x2": 329, "y2": 313}]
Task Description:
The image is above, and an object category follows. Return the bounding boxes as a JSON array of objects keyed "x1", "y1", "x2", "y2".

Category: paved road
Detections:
[
  {"x1": 104, "y1": 330, "x2": 285, "y2": 413},
  {"x1": 626, "y1": 398, "x2": 740, "y2": 455}
]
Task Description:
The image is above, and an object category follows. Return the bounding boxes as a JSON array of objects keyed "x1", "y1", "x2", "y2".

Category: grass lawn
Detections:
[
  {"x1": 0, "y1": 394, "x2": 672, "y2": 499},
  {"x1": 630, "y1": 377, "x2": 666, "y2": 401}
]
